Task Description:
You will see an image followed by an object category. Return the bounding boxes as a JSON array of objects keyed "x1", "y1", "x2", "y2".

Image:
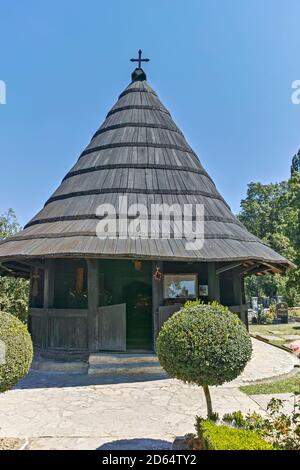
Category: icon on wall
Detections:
[{"x1": 199, "y1": 284, "x2": 208, "y2": 296}]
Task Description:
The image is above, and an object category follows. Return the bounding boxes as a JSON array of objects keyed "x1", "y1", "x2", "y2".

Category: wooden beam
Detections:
[
  {"x1": 216, "y1": 262, "x2": 242, "y2": 275},
  {"x1": 0, "y1": 263, "x2": 13, "y2": 274},
  {"x1": 208, "y1": 262, "x2": 220, "y2": 302},
  {"x1": 260, "y1": 262, "x2": 283, "y2": 274},
  {"x1": 87, "y1": 259, "x2": 99, "y2": 352},
  {"x1": 43, "y1": 259, "x2": 55, "y2": 350},
  {"x1": 232, "y1": 269, "x2": 242, "y2": 306},
  {"x1": 7, "y1": 264, "x2": 30, "y2": 274},
  {"x1": 44, "y1": 260, "x2": 55, "y2": 308},
  {"x1": 20, "y1": 259, "x2": 45, "y2": 270},
  {"x1": 242, "y1": 266, "x2": 266, "y2": 277},
  {"x1": 152, "y1": 260, "x2": 164, "y2": 350},
  {"x1": 240, "y1": 264, "x2": 260, "y2": 276}
]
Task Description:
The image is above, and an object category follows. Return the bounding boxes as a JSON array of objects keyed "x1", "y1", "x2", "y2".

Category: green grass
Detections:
[
  {"x1": 240, "y1": 371, "x2": 300, "y2": 395},
  {"x1": 249, "y1": 322, "x2": 300, "y2": 337},
  {"x1": 249, "y1": 322, "x2": 300, "y2": 347}
]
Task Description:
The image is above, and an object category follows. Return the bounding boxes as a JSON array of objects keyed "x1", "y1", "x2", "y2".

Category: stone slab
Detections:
[
  {"x1": 0, "y1": 383, "x2": 262, "y2": 441},
  {"x1": 26, "y1": 437, "x2": 172, "y2": 450},
  {"x1": 0, "y1": 338, "x2": 298, "y2": 450},
  {"x1": 281, "y1": 335, "x2": 300, "y2": 341},
  {"x1": 257, "y1": 335, "x2": 283, "y2": 341},
  {"x1": 250, "y1": 393, "x2": 297, "y2": 415},
  {"x1": 32, "y1": 360, "x2": 88, "y2": 374}
]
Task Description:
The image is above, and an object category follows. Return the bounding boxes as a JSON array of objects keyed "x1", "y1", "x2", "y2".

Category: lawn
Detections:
[
  {"x1": 249, "y1": 322, "x2": 300, "y2": 347},
  {"x1": 240, "y1": 371, "x2": 300, "y2": 395}
]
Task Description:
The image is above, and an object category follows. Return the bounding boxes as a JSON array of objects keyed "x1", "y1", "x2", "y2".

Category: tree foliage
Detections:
[
  {"x1": 0, "y1": 311, "x2": 33, "y2": 392},
  {"x1": 238, "y1": 157, "x2": 300, "y2": 306},
  {"x1": 157, "y1": 302, "x2": 252, "y2": 418},
  {"x1": 291, "y1": 149, "x2": 300, "y2": 176},
  {"x1": 0, "y1": 209, "x2": 29, "y2": 322}
]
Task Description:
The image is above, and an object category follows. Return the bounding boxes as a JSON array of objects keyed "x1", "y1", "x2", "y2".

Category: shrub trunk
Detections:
[{"x1": 203, "y1": 385, "x2": 213, "y2": 419}]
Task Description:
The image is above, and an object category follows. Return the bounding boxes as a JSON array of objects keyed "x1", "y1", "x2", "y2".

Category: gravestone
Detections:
[
  {"x1": 251, "y1": 297, "x2": 258, "y2": 311},
  {"x1": 275, "y1": 302, "x2": 289, "y2": 324}
]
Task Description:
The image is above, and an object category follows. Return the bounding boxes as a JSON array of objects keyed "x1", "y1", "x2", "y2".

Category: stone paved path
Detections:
[
  {"x1": 251, "y1": 393, "x2": 298, "y2": 415},
  {"x1": 0, "y1": 339, "x2": 298, "y2": 450},
  {"x1": 0, "y1": 382, "x2": 263, "y2": 450},
  {"x1": 228, "y1": 338, "x2": 298, "y2": 386}
]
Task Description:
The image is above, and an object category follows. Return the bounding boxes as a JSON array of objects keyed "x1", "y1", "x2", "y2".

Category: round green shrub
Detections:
[
  {"x1": 0, "y1": 311, "x2": 33, "y2": 393},
  {"x1": 157, "y1": 303, "x2": 252, "y2": 387}
]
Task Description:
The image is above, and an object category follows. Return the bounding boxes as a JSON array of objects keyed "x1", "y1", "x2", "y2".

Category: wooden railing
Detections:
[{"x1": 28, "y1": 308, "x2": 88, "y2": 350}]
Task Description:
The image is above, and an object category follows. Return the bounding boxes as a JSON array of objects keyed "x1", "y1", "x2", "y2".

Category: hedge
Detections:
[
  {"x1": 196, "y1": 419, "x2": 275, "y2": 450},
  {"x1": 0, "y1": 311, "x2": 33, "y2": 392}
]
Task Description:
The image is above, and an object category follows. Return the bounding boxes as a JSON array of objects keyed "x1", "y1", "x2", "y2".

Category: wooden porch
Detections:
[{"x1": 28, "y1": 258, "x2": 248, "y2": 359}]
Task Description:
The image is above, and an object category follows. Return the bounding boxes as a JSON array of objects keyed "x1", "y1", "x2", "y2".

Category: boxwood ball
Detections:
[
  {"x1": 157, "y1": 304, "x2": 252, "y2": 386},
  {"x1": 0, "y1": 311, "x2": 33, "y2": 393}
]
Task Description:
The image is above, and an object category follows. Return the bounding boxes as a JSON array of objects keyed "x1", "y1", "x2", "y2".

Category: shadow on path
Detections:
[
  {"x1": 15, "y1": 370, "x2": 168, "y2": 390},
  {"x1": 97, "y1": 438, "x2": 172, "y2": 450}
]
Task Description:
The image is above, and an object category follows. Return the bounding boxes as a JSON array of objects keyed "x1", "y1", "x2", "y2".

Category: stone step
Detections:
[
  {"x1": 89, "y1": 353, "x2": 159, "y2": 365},
  {"x1": 88, "y1": 353, "x2": 167, "y2": 376},
  {"x1": 31, "y1": 359, "x2": 88, "y2": 374}
]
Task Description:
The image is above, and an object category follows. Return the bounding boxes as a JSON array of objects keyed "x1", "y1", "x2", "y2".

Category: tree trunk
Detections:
[{"x1": 202, "y1": 384, "x2": 213, "y2": 419}]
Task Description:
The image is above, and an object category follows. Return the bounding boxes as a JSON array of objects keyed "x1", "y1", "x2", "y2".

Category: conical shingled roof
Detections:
[{"x1": 0, "y1": 67, "x2": 293, "y2": 274}]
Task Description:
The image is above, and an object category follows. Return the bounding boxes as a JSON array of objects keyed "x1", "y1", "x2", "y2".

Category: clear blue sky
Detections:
[{"x1": 1, "y1": 0, "x2": 299, "y2": 227}]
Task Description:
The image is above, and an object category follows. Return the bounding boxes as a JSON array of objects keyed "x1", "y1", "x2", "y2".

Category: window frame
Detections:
[{"x1": 163, "y1": 273, "x2": 198, "y2": 300}]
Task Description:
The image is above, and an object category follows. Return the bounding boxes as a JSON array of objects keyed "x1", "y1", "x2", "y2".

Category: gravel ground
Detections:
[{"x1": 0, "y1": 438, "x2": 24, "y2": 450}]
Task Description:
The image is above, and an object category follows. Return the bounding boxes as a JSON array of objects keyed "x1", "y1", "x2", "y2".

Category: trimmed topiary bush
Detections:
[
  {"x1": 0, "y1": 311, "x2": 33, "y2": 392},
  {"x1": 196, "y1": 419, "x2": 275, "y2": 450},
  {"x1": 156, "y1": 302, "x2": 252, "y2": 417}
]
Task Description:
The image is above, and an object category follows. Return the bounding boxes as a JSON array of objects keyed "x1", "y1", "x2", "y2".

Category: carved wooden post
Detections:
[
  {"x1": 152, "y1": 260, "x2": 164, "y2": 350},
  {"x1": 208, "y1": 262, "x2": 220, "y2": 302},
  {"x1": 43, "y1": 259, "x2": 55, "y2": 349},
  {"x1": 87, "y1": 259, "x2": 99, "y2": 352}
]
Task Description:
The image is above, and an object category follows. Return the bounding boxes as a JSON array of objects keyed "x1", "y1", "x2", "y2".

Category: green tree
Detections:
[
  {"x1": 291, "y1": 149, "x2": 300, "y2": 176},
  {"x1": 0, "y1": 210, "x2": 29, "y2": 322},
  {"x1": 157, "y1": 303, "x2": 252, "y2": 418},
  {"x1": 238, "y1": 158, "x2": 300, "y2": 306}
]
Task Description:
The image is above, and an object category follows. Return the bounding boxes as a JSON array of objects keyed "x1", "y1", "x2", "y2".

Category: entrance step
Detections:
[
  {"x1": 31, "y1": 358, "x2": 88, "y2": 374},
  {"x1": 88, "y1": 353, "x2": 168, "y2": 377}
]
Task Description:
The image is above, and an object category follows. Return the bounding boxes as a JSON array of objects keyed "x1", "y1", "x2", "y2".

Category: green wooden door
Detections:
[{"x1": 123, "y1": 281, "x2": 153, "y2": 351}]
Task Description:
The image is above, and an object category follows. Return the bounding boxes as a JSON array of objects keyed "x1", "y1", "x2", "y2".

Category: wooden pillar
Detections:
[
  {"x1": 43, "y1": 259, "x2": 55, "y2": 349},
  {"x1": 232, "y1": 268, "x2": 248, "y2": 326},
  {"x1": 152, "y1": 260, "x2": 164, "y2": 350},
  {"x1": 44, "y1": 260, "x2": 55, "y2": 308},
  {"x1": 208, "y1": 262, "x2": 220, "y2": 302},
  {"x1": 87, "y1": 259, "x2": 99, "y2": 352},
  {"x1": 232, "y1": 268, "x2": 242, "y2": 306}
]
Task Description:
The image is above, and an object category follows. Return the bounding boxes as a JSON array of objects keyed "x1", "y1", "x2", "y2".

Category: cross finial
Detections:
[{"x1": 130, "y1": 49, "x2": 149, "y2": 69}]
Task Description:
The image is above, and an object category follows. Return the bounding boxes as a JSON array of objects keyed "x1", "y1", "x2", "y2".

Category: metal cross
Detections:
[{"x1": 130, "y1": 49, "x2": 149, "y2": 68}]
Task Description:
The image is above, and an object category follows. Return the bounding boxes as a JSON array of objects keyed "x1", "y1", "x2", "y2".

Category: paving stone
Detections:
[
  {"x1": 281, "y1": 335, "x2": 300, "y2": 341},
  {"x1": 257, "y1": 335, "x2": 283, "y2": 341},
  {"x1": 250, "y1": 393, "x2": 298, "y2": 415},
  {"x1": 0, "y1": 338, "x2": 298, "y2": 450}
]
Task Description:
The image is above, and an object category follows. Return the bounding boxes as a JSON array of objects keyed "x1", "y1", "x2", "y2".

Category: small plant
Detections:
[
  {"x1": 157, "y1": 302, "x2": 252, "y2": 418},
  {"x1": 222, "y1": 410, "x2": 246, "y2": 428},
  {"x1": 0, "y1": 311, "x2": 33, "y2": 392},
  {"x1": 221, "y1": 395, "x2": 300, "y2": 450}
]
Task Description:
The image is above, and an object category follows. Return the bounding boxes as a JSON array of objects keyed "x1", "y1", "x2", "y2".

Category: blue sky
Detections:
[{"x1": 0, "y1": 0, "x2": 299, "y2": 227}]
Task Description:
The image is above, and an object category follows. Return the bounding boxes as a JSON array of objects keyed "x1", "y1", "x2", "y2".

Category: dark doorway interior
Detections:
[{"x1": 123, "y1": 281, "x2": 152, "y2": 351}]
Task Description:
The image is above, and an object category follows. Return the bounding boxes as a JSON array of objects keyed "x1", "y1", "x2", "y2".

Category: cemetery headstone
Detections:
[
  {"x1": 275, "y1": 302, "x2": 289, "y2": 324},
  {"x1": 252, "y1": 297, "x2": 258, "y2": 311}
]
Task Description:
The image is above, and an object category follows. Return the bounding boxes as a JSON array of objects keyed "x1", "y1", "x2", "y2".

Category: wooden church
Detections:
[{"x1": 0, "y1": 52, "x2": 293, "y2": 360}]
